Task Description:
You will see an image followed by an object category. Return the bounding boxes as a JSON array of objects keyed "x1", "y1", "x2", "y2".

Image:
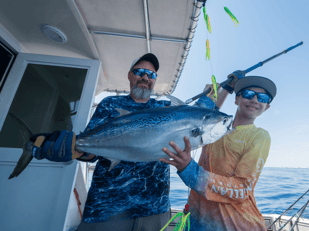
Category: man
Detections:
[
  {"x1": 75, "y1": 53, "x2": 172, "y2": 231},
  {"x1": 30, "y1": 53, "x2": 223, "y2": 231},
  {"x1": 160, "y1": 76, "x2": 276, "y2": 230}
]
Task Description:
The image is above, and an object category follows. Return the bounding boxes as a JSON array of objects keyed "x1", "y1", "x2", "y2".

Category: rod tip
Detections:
[{"x1": 185, "y1": 99, "x2": 192, "y2": 104}]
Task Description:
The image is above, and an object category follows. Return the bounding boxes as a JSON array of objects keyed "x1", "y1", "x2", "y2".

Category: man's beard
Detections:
[{"x1": 131, "y1": 83, "x2": 154, "y2": 99}]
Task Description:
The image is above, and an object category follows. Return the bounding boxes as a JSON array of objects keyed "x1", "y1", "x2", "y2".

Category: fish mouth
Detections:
[
  {"x1": 224, "y1": 116, "x2": 234, "y2": 134},
  {"x1": 227, "y1": 120, "x2": 235, "y2": 133}
]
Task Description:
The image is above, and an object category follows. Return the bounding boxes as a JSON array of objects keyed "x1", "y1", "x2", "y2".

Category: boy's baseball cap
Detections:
[
  {"x1": 234, "y1": 76, "x2": 277, "y2": 102},
  {"x1": 130, "y1": 53, "x2": 159, "y2": 72}
]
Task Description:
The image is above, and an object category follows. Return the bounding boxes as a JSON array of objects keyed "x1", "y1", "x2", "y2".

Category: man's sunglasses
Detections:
[
  {"x1": 238, "y1": 89, "x2": 271, "y2": 103},
  {"x1": 132, "y1": 68, "x2": 157, "y2": 80}
]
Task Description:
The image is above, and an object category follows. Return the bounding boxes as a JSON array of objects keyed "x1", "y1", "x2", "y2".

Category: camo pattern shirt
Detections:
[{"x1": 81, "y1": 95, "x2": 172, "y2": 223}]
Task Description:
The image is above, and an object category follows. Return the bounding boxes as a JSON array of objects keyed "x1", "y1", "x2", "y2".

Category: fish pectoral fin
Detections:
[
  {"x1": 165, "y1": 95, "x2": 186, "y2": 106},
  {"x1": 115, "y1": 108, "x2": 131, "y2": 117},
  {"x1": 190, "y1": 128, "x2": 204, "y2": 138},
  {"x1": 106, "y1": 158, "x2": 121, "y2": 171}
]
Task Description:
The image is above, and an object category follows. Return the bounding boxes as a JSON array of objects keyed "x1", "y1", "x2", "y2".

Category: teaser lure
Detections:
[
  {"x1": 211, "y1": 75, "x2": 218, "y2": 101},
  {"x1": 203, "y1": 7, "x2": 211, "y2": 33},
  {"x1": 224, "y1": 7, "x2": 239, "y2": 27},
  {"x1": 160, "y1": 204, "x2": 190, "y2": 231},
  {"x1": 206, "y1": 39, "x2": 210, "y2": 60}
]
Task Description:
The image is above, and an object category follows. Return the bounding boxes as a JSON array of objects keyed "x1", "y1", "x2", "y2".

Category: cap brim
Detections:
[
  {"x1": 130, "y1": 53, "x2": 159, "y2": 72},
  {"x1": 234, "y1": 76, "x2": 277, "y2": 102}
]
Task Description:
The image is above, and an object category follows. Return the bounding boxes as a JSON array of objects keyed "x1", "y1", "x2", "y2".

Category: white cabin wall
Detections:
[
  {"x1": 64, "y1": 163, "x2": 87, "y2": 231},
  {"x1": 0, "y1": 20, "x2": 100, "y2": 231}
]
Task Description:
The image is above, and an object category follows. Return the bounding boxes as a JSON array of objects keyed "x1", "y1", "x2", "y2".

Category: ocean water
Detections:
[{"x1": 170, "y1": 166, "x2": 309, "y2": 218}]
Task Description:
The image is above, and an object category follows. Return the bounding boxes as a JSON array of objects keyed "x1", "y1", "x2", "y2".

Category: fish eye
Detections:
[{"x1": 203, "y1": 115, "x2": 211, "y2": 120}]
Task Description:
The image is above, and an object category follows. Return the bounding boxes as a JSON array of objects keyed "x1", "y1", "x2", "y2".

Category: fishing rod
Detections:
[{"x1": 185, "y1": 41, "x2": 304, "y2": 104}]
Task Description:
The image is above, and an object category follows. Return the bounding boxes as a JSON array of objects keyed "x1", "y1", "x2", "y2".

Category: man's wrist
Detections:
[
  {"x1": 77, "y1": 153, "x2": 99, "y2": 162},
  {"x1": 221, "y1": 84, "x2": 234, "y2": 94}
]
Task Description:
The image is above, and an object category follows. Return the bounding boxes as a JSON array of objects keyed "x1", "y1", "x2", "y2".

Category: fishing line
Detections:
[
  {"x1": 203, "y1": 6, "x2": 218, "y2": 102},
  {"x1": 160, "y1": 5, "x2": 241, "y2": 231}
]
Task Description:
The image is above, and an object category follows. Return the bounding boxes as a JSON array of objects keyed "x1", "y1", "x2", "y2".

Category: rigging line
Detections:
[
  {"x1": 277, "y1": 201, "x2": 309, "y2": 231},
  {"x1": 267, "y1": 189, "x2": 309, "y2": 229},
  {"x1": 203, "y1": 6, "x2": 214, "y2": 78}
]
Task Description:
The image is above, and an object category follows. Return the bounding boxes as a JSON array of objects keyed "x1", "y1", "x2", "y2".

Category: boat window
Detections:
[
  {"x1": 0, "y1": 40, "x2": 16, "y2": 92},
  {"x1": 0, "y1": 64, "x2": 87, "y2": 149}
]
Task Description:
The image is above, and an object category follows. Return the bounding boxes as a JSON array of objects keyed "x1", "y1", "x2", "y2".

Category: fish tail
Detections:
[
  {"x1": 8, "y1": 113, "x2": 34, "y2": 179},
  {"x1": 8, "y1": 146, "x2": 33, "y2": 179}
]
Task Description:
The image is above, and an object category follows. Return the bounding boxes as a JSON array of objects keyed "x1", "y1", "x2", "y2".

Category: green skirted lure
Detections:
[
  {"x1": 160, "y1": 204, "x2": 190, "y2": 231},
  {"x1": 206, "y1": 39, "x2": 210, "y2": 60},
  {"x1": 211, "y1": 75, "x2": 218, "y2": 101},
  {"x1": 203, "y1": 7, "x2": 211, "y2": 33},
  {"x1": 224, "y1": 7, "x2": 239, "y2": 27}
]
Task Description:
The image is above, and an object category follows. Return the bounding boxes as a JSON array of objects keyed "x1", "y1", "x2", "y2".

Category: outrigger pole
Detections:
[{"x1": 185, "y1": 41, "x2": 304, "y2": 104}]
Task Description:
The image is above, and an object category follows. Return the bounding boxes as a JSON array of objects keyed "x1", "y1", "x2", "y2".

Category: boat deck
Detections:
[{"x1": 167, "y1": 209, "x2": 309, "y2": 231}]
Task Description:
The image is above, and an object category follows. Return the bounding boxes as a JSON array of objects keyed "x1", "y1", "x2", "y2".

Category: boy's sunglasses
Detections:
[
  {"x1": 132, "y1": 68, "x2": 157, "y2": 80},
  {"x1": 239, "y1": 90, "x2": 271, "y2": 103}
]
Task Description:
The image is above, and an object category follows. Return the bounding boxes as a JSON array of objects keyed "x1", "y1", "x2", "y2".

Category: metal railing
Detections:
[{"x1": 267, "y1": 189, "x2": 309, "y2": 231}]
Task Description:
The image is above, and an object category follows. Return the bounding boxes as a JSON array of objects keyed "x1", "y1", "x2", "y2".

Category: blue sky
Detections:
[{"x1": 96, "y1": 0, "x2": 309, "y2": 168}]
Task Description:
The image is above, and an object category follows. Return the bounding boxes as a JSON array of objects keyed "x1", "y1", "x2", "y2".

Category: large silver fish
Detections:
[{"x1": 8, "y1": 99, "x2": 234, "y2": 179}]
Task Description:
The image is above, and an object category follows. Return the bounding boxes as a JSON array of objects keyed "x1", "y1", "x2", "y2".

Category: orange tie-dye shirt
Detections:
[{"x1": 178, "y1": 124, "x2": 270, "y2": 231}]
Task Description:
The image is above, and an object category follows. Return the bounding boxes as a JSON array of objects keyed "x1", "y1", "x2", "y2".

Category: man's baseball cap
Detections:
[
  {"x1": 129, "y1": 53, "x2": 159, "y2": 72},
  {"x1": 234, "y1": 76, "x2": 277, "y2": 103}
]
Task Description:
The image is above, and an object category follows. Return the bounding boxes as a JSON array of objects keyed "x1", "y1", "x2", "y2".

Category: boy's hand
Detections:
[
  {"x1": 222, "y1": 70, "x2": 246, "y2": 93},
  {"x1": 204, "y1": 83, "x2": 221, "y2": 100}
]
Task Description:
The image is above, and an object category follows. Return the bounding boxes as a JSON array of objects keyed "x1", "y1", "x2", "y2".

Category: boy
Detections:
[{"x1": 160, "y1": 76, "x2": 276, "y2": 231}]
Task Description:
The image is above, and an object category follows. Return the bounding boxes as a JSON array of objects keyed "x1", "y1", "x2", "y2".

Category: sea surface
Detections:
[{"x1": 170, "y1": 166, "x2": 309, "y2": 218}]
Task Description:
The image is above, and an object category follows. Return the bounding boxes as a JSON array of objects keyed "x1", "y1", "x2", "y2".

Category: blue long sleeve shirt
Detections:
[{"x1": 80, "y1": 94, "x2": 215, "y2": 223}]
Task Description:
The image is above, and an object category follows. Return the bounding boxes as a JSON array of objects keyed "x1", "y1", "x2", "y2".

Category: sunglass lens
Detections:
[
  {"x1": 133, "y1": 69, "x2": 157, "y2": 79},
  {"x1": 133, "y1": 69, "x2": 142, "y2": 76},
  {"x1": 242, "y1": 90, "x2": 270, "y2": 103},
  {"x1": 150, "y1": 72, "x2": 157, "y2": 79},
  {"x1": 242, "y1": 90, "x2": 255, "y2": 100},
  {"x1": 258, "y1": 94, "x2": 270, "y2": 103}
]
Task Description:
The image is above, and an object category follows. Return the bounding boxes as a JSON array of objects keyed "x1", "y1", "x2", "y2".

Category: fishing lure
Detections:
[
  {"x1": 160, "y1": 204, "x2": 190, "y2": 231},
  {"x1": 203, "y1": 7, "x2": 211, "y2": 33},
  {"x1": 206, "y1": 39, "x2": 210, "y2": 60},
  {"x1": 207, "y1": 75, "x2": 218, "y2": 101},
  {"x1": 224, "y1": 7, "x2": 239, "y2": 27}
]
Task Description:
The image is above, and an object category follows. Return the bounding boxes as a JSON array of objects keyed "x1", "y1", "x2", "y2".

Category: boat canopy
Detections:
[{"x1": 0, "y1": 0, "x2": 205, "y2": 96}]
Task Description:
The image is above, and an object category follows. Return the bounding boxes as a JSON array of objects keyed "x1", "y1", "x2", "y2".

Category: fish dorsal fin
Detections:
[
  {"x1": 166, "y1": 95, "x2": 186, "y2": 106},
  {"x1": 115, "y1": 108, "x2": 131, "y2": 117}
]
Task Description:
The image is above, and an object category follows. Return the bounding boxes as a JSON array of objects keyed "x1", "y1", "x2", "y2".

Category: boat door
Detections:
[{"x1": 0, "y1": 50, "x2": 100, "y2": 231}]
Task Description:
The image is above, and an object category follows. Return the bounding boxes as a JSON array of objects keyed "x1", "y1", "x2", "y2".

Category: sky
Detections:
[{"x1": 96, "y1": 0, "x2": 309, "y2": 168}]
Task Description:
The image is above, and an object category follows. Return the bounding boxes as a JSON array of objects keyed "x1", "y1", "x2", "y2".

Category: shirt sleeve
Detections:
[
  {"x1": 84, "y1": 97, "x2": 120, "y2": 131},
  {"x1": 77, "y1": 97, "x2": 119, "y2": 162},
  {"x1": 178, "y1": 130, "x2": 271, "y2": 204}
]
